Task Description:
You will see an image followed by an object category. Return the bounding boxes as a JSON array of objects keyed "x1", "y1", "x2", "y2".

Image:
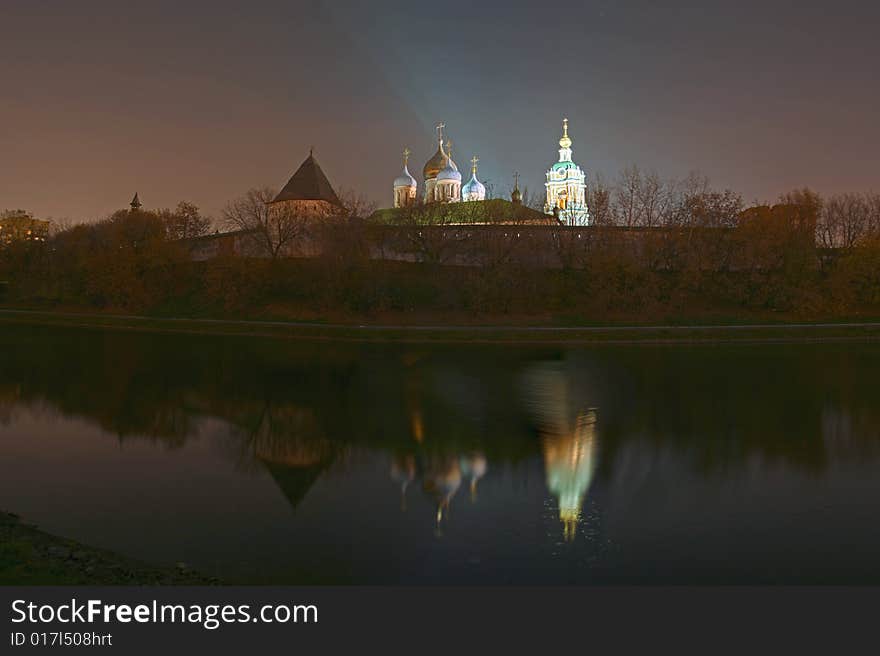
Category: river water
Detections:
[{"x1": 1, "y1": 325, "x2": 879, "y2": 583}]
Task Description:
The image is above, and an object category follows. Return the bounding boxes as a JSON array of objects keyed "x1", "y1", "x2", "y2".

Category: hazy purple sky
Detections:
[{"x1": 1, "y1": 0, "x2": 878, "y2": 222}]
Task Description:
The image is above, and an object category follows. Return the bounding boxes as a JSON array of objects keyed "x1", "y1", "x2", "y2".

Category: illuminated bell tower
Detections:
[{"x1": 544, "y1": 118, "x2": 589, "y2": 225}]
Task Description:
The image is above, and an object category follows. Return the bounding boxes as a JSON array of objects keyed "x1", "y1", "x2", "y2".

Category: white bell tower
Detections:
[{"x1": 544, "y1": 118, "x2": 589, "y2": 225}]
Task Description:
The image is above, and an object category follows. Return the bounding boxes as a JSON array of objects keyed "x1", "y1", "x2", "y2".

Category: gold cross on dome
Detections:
[
  {"x1": 403, "y1": 147, "x2": 411, "y2": 164},
  {"x1": 514, "y1": 172, "x2": 520, "y2": 187},
  {"x1": 563, "y1": 118, "x2": 569, "y2": 137},
  {"x1": 471, "y1": 155, "x2": 479, "y2": 173},
  {"x1": 436, "y1": 122, "x2": 445, "y2": 141}
]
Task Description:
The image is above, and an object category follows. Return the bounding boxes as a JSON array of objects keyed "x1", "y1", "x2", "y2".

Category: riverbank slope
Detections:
[
  {"x1": 0, "y1": 512, "x2": 216, "y2": 585},
  {"x1": 2, "y1": 308, "x2": 880, "y2": 344}
]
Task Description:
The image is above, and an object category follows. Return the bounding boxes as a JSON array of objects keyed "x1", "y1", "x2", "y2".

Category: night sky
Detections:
[{"x1": 2, "y1": 0, "x2": 878, "y2": 222}]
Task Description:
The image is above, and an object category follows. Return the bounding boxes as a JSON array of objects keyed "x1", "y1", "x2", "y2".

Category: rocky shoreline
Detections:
[{"x1": 1, "y1": 512, "x2": 219, "y2": 585}]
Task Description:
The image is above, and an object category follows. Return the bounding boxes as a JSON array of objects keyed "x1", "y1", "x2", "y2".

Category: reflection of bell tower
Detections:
[
  {"x1": 542, "y1": 410, "x2": 597, "y2": 541},
  {"x1": 521, "y1": 361, "x2": 599, "y2": 541}
]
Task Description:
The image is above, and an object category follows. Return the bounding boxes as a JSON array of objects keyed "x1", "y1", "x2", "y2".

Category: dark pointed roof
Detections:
[
  {"x1": 272, "y1": 153, "x2": 342, "y2": 206},
  {"x1": 262, "y1": 460, "x2": 332, "y2": 512},
  {"x1": 130, "y1": 193, "x2": 141, "y2": 209}
]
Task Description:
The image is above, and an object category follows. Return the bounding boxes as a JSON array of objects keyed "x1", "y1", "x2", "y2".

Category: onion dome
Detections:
[
  {"x1": 437, "y1": 146, "x2": 460, "y2": 182},
  {"x1": 462, "y1": 155, "x2": 486, "y2": 201},
  {"x1": 423, "y1": 122, "x2": 451, "y2": 180},
  {"x1": 394, "y1": 148, "x2": 417, "y2": 188},
  {"x1": 394, "y1": 168, "x2": 417, "y2": 188},
  {"x1": 444, "y1": 139, "x2": 459, "y2": 172},
  {"x1": 511, "y1": 172, "x2": 522, "y2": 204},
  {"x1": 446, "y1": 139, "x2": 458, "y2": 173},
  {"x1": 423, "y1": 142, "x2": 448, "y2": 180},
  {"x1": 437, "y1": 159, "x2": 461, "y2": 182},
  {"x1": 559, "y1": 117, "x2": 572, "y2": 149},
  {"x1": 437, "y1": 139, "x2": 461, "y2": 182}
]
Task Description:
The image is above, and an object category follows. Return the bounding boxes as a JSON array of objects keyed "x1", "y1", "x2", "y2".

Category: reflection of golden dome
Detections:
[
  {"x1": 423, "y1": 458, "x2": 462, "y2": 525},
  {"x1": 423, "y1": 142, "x2": 448, "y2": 181}
]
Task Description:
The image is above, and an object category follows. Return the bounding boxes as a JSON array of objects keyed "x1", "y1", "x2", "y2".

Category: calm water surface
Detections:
[{"x1": 2, "y1": 326, "x2": 879, "y2": 584}]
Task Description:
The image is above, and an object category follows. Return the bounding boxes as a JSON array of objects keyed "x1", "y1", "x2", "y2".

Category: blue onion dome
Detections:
[
  {"x1": 436, "y1": 140, "x2": 461, "y2": 182},
  {"x1": 462, "y1": 173, "x2": 485, "y2": 199},
  {"x1": 437, "y1": 159, "x2": 462, "y2": 182},
  {"x1": 394, "y1": 166, "x2": 417, "y2": 188},
  {"x1": 462, "y1": 156, "x2": 486, "y2": 200},
  {"x1": 444, "y1": 140, "x2": 459, "y2": 172}
]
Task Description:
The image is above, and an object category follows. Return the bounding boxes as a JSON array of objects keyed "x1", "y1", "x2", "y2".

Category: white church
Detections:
[
  {"x1": 393, "y1": 124, "x2": 487, "y2": 208},
  {"x1": 391, "y1": 118, "x2": 590, "y2": 226},
  {"x1": 543, "y1": 118, "x2": 590, "y2": 225}
]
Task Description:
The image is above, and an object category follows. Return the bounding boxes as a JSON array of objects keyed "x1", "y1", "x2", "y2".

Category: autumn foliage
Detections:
[{"x1": 2, "y1": 181, "x2": 880, "y2": 323}]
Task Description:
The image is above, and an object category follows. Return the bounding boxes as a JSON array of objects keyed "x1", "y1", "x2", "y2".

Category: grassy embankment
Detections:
[
  {"x1": 1, "y1": 307, "x2": 880, "y2": 344},
  {"x1": 0, "y1": 512, "x2": 216, "y2": 585}
]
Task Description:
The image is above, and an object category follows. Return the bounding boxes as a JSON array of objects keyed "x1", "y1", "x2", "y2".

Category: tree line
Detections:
[{"x1": 2, "y1": 169, "x2": 880, "y2": 322}]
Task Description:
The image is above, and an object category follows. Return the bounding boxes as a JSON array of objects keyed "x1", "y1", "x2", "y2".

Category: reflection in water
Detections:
[
  {"x1": 390, "y1": 452, "x2": 489, "y2": 529},
  {"x1": 422, "y1": 456, "x2": 462, "y2": 529},
  {"x1": 390, "y1": 455, "x2": 416, "y2": 511},
  {"x1": 543, "y1": 411, "x2": 597, "y2": 541},
  {"x1": 522, "y1": 362, "x2": 598, "y2": 541},
  {"x1": 460, "y1": 453, "x2": 487, "y2": 502},
  {"x1": 395, "y1": 367, "x2": 492, "y2": 528},
  {"x1": 4, "y1": 326, "x2": 880, "y2": 583}
]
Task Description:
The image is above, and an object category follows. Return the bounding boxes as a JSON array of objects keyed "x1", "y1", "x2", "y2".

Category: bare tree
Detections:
[
  {"x1": 585, "y1": 175, "x2": 614, "y2": 226},
  {"x1": 388, "y1": 202, "x2": 471, "y2": 265},
  {"x1": 817, "y1": 193, "x2": 872, "y2": 250},
  {"x1": 222, "y1": 187, "x2": 308, "y2": 258},
  {"x1": 312, "y1": 188, "x2": 377, "y2": 264},
  {"x1": 870, "y1": 193, "x2": 880, "y2": 235},
  {"x1": 519, "y1": 187, "x2": 545, "y2": 213},
  {"x1": 335, "y1": 187, "x2": 378, "y2": 220},
  {"x1": 614, "y1": 165, "x2": 642, "y2": 227},
  {"x1": 159, "y1": 201, "x2": 212, "y2": 240},
  {"x1": 636, "y1": 171, "x2": 672, "y2": 227}
]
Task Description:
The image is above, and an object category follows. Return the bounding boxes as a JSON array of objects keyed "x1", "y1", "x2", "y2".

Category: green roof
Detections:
[{"x1": 368, "y1": 199, "x2": 553, "y2": 226}]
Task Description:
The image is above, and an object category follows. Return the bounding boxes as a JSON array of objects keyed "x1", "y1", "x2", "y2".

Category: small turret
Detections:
[
  {"x1": 130, "y1": 193, "x2": 142, "y2": 212},
  {"x1": 511, "y1": 172, "x2": 522, "y2": 205}
]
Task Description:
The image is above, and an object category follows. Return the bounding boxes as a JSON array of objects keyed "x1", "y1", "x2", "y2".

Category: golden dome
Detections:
[
  {"x1": 559, "y1": 118, "x2": 572, "y2": 150},
  {"x1": 423, "y1": 141, "x2": 448, "y2": 181}
]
